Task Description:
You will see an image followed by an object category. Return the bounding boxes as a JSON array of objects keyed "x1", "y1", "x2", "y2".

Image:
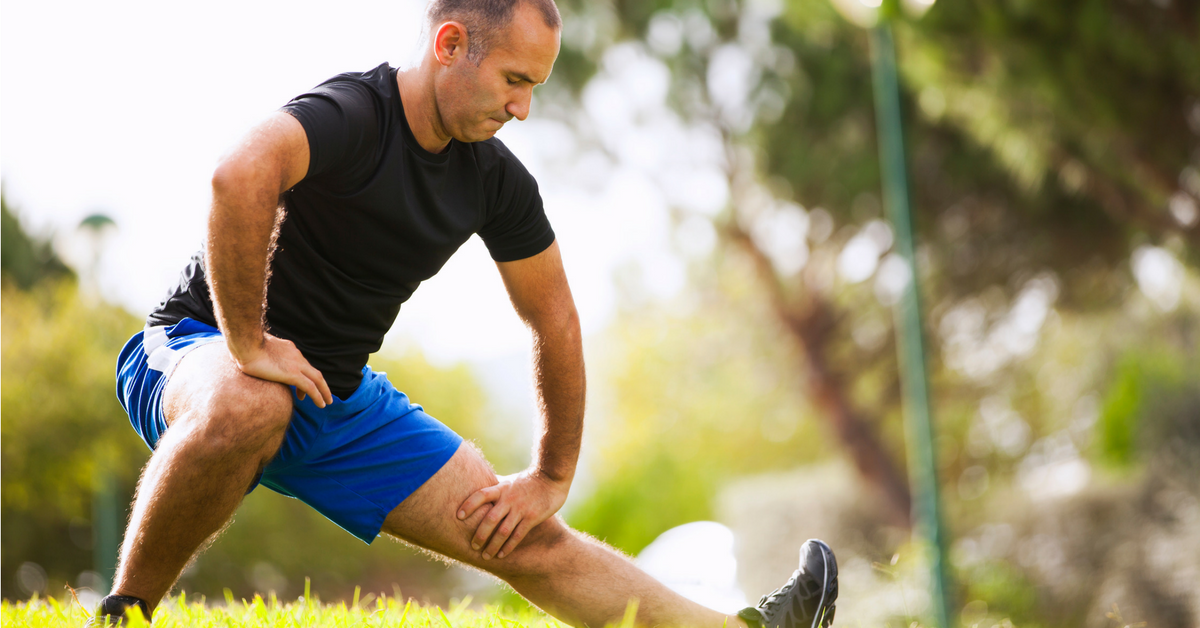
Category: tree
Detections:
[
  {"x1": 545, "y1": 0, "x2": 1197, "y2": 538},
  {"x1": 1, "y1": 203, "x2": 145, "y2": 599},
  {"x1": 1, "y1": 191, "x2": 74, "y2": 290}
]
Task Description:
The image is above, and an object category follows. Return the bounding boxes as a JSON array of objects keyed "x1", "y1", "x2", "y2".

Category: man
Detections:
[{"x1": 95, "y1": 0, "x2": 838, "y2": 626}]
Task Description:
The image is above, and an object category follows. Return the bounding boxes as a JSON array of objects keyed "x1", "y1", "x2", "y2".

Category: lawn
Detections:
[{"x1": 1, "y1": 582, "x2": 608, "y2": 628}]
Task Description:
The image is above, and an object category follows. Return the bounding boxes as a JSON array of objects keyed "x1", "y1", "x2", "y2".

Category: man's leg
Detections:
[
  {"x1": 383, "y1": 444, "x2": 746, "y2": 628},
  {"x1": 111, "y1": 343, "x2": 294, "y2": 611}
]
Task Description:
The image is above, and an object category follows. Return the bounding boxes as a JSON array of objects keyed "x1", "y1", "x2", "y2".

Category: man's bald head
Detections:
[{"x1": 426, "y1": 0, "x2": 562, "y2": 64}]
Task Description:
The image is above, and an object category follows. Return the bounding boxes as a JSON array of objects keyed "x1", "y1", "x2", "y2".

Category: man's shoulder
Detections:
[
  {"x1": 467, "y1": 136, "x2": 535, "y2": 182},
  {"x1": 316, "y1": 63, "x2": 394, "y2": 90},
  {"x1": 296, "y1": 63, "x2": 395, "y2": 107}
]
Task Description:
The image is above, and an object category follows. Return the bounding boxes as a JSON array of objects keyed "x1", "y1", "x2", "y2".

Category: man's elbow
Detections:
[
  {"x1": 532, "y1": 306, "x2": 581, "y2": 343},
  {"x1": 210, "y1": 156, "x2": 280, "y2": 207},
  {"x1": 210, "y1": 159, "x2": 249, "y2": 199}
]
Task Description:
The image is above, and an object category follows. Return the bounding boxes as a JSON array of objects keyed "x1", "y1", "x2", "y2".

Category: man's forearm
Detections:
[
  {"x1": 530, "y1": 314, "x2": 586, "y2": 485},
  {"x1": 205, "y1": 167, "x2": 284, "y2": 362},
  {"x1": 203, "y1": 113, "x2": 310, "y2": 365}
]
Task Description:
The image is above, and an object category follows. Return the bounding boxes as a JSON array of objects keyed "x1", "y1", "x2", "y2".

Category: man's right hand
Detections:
[{"x1": 231, "y1": 334, "x2": 333, "y2": 408}]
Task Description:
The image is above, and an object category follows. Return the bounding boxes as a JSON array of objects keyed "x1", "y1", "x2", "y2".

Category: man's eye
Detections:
[{"x1": 506, "y1": 78, "x2": 519, "y2": 85}]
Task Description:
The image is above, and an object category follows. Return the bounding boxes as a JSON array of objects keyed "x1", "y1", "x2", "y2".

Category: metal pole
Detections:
[
  {"x1": 93, "y1": 467, "x2": 120, "y2": 593},
  {"x1": 866, "y1": 15, "x2": 955, "y2": 628}
]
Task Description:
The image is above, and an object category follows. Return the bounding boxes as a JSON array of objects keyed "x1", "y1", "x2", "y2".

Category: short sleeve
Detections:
[
  {"x1": 476, "y1": 142, "x2": 556, "y2": 262},
  {"x1": 280, "y1": 80, "x2": 382, "y2": 188}
]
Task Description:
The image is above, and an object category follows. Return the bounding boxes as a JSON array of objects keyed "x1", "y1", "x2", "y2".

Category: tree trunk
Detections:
[{"x1": 725, "y1": 222, "x2": 914, "y2": 528}]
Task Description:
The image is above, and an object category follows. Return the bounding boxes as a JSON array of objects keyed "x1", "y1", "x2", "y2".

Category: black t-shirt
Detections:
[{"x1": 149, "y1": 63, "x2": 556, "y2": 397}]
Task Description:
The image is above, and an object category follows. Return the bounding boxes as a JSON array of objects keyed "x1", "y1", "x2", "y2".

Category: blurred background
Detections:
[{"x1": 3, "y1": 0, "x2": 1198, "y2": 626}]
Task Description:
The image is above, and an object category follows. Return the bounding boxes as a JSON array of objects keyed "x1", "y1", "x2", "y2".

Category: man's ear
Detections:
[{"x1": 434, "y1": 21, "x2": 468, "y2": 66}]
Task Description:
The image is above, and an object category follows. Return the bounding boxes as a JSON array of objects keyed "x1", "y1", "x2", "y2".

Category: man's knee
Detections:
[
  {"x1": 163, "y1": 346, "x2": 293, "y2": 459},
  {"x1": 196, "y1": 386, "x2": 291, "y2": 445}
]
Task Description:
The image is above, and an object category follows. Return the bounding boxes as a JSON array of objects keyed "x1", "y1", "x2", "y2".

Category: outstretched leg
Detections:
[
  {"x1": 111, "y1": 343, "x2": 295, "y2": 611},
  {"x1": 383, "y1": 443, "x2": 747, "y2": 628}
]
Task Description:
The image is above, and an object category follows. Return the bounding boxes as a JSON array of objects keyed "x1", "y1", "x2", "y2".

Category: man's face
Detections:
[{"x1": 434, "y1": 3, "x2": 560, "y2": 143}]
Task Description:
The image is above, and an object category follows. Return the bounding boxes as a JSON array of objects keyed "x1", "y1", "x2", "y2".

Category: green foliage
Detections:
[
  {"x1": 752, "y1": 1, "x2": 1170, "y2": 310},
  {"x1": 1, "y1": 191, "x2": 75, "y2": 290},
  {"x1": 906, "y1": 0, "x2": 1198, "y2": 239},
  {"x1": 1096, "y1": 357, "x2": 1142, "y2": 468},
  {"x1": 766, "y1": 0, "x2": 882, "y2": 217},
  {"x1": 958, "y1": 559, "x2": 1043, "y2": 627},
  {"x1": 568, "y1": 262, "x2": 831, "y2": 554},
  {"x1": 543, "y1": 3, "x2": 1198, "y2": 624},
  {"x1": 1096, "y1": 347, "x2": 1198, "y2": 470},
  {"x1": 1, "y1": 280, "x2": 145, "y2": 599},
  {"x1": 569, "y1": 450, "x2": 714, "y2": 554}
]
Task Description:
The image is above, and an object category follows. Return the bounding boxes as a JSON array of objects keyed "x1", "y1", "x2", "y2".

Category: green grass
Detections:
[{"x1": 1, "y1": 588, "x2": 603, "y2": 628}]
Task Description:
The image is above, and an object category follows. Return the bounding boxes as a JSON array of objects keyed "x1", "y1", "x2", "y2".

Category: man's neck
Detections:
[{"x1": 396, "y1": 67, "x2": 453, "y2": 154}]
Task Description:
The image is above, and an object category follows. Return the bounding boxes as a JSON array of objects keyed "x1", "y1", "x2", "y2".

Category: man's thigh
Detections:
[
  {"x1": 381, "y1": 443, "x2": 569, "y2": 576},
  {"x1": 162, "y1": 342, "x2": 293, "y2": 431}
]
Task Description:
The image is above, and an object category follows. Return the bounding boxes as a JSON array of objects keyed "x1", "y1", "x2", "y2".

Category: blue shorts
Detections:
[{"x1": 115, "y1": 318, "x2": 464, "y2": 544}]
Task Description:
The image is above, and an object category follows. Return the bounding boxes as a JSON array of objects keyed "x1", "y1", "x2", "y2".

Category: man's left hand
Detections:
[{"x1": 457, "y1": 469, "x2": 569, "y2": 560}]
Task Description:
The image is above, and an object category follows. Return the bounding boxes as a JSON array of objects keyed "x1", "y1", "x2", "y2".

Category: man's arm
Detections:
[
  {"x1": 206, "y1": 111, "x2": 333, "y2": 407},
  {"x1": 457, "y1": 240, "x2": 585, "y2": 559}
]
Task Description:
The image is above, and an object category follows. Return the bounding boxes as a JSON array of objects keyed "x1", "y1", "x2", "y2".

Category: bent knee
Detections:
[
  {"x1": 200, "y1": 385, "x2": 292, "y2": 439},
  {"x1": 163, "y1": 347, "x2": 294, "y2": 454},
  {"x1": 180, "y1": 390, "x2": 291, "y2": 458}
]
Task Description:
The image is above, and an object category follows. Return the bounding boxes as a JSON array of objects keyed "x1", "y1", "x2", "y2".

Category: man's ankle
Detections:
[{"x1": 92, "y1": 594, "x2": 151, "y2": 625}]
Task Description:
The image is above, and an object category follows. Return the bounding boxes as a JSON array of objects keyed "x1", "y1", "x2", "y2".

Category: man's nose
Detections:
[{"x1": 506, "y1": 88, "x2": 532, "y2": 122}]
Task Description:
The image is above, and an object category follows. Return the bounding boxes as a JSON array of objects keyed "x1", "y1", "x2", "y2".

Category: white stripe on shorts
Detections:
[
  {"x1": 143, "y1": 324, "x2": 222, "y2": 379},
  {"x1": 143, "y1": 325, "x2": 169, "y2": 355}
]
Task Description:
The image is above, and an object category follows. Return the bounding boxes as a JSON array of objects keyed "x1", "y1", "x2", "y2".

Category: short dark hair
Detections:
[{"x1": 427, "y1": 0, "x2": 561, "y2": 64}]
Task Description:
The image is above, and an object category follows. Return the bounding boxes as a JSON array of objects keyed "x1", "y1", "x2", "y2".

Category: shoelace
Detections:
[{"x1": 757, "y1": 569, "x2": 802, "y2": 619}]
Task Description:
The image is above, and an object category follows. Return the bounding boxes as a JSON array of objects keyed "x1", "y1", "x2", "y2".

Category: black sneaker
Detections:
[
  {"x1": 84, "y1": 595, "x2": 150, "y2": 627},
  {"x1": 738, "y1": 539, "x2": 838, "y2": 628}
]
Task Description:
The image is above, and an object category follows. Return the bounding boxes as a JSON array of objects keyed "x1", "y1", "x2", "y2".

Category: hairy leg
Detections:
[
  {"x1": 383, "y1": 443, "x2": 746, "y2": 628},
  {"x1": 111, "y1": 343, "x2": 294, "y2": 610}
]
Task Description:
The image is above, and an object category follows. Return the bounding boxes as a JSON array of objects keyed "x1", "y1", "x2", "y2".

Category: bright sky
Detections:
[{"x1": 1, "y1": 0, "x2": 725, "y2": 368}]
